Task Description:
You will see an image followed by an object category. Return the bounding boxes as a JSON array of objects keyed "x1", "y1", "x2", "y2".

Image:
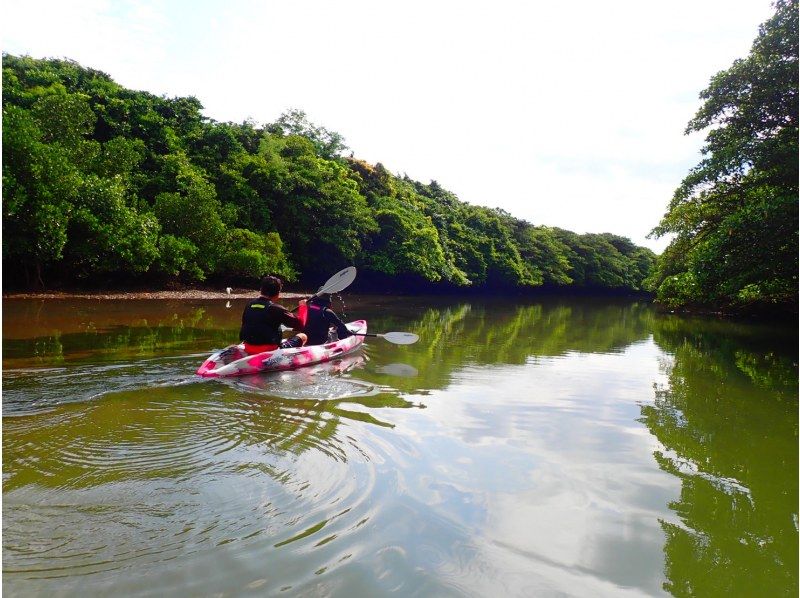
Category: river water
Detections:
[{"x1": 2, "y1": 296, "x2": 797, "y2": 596}]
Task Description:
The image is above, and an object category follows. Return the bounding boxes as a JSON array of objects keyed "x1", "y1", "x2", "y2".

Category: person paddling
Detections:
[
  {"x1": 239, "y1": 275, "x2": 307, "y2": 355},
  {"x1": 300, "y1": 293, "x2": 353, "y2": 345}
]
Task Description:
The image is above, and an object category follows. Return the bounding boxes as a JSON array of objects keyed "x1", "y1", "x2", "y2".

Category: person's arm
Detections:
[
  {"x1": 239, "y1": 307, "x2": 247, "y2": 342},
  {"x1": 277, "y1": 305, "x2": 303, "y2": 329},
  {"x1": 325, "y1": 309, "x2": 352, "y2": 339}
]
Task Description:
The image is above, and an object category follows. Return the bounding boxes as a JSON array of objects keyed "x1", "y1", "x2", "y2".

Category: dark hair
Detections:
[{"x1": 260, "y1": 275, "x2": 282, "y2": 297}]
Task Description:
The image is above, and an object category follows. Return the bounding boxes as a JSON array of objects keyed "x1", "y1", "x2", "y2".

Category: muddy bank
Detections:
[{"x1": 2, "y1": 289, "x2": 307, "y2": 301}]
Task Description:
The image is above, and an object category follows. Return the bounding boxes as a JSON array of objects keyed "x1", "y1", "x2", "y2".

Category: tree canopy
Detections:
[
  {"x1": 3, "y1": 53, "x2": 655, "y2": 293},
  {"x1": 648, "y1": 0, "x2": 798, "y2": 313}
]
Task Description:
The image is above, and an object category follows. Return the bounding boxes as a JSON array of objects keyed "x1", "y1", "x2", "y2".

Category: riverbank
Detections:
[
  {"x1": 2, "y1": 287, "x2": 305, "y2": 301},
  {"x1": 5, "y1": 288, "x2": 794, "y2": 324},
  {"x1": 2, "y1": 278, "x2": 653, "y2": 301}
]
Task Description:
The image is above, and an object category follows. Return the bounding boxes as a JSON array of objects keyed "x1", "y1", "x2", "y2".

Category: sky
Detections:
[{"x1": 2, "y1": 0, "x2": 777, "y2": 252}]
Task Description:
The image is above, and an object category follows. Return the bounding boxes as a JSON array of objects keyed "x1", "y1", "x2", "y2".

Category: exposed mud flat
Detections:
[{"x1": 3, "y1": 289, "x2": 307, "y2": 300}]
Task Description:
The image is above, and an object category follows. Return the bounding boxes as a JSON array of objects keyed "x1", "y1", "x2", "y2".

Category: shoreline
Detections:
[
  {"x1": 3, "y1": 290, "x2": 796, "y2": 323},
  {"x1": 2, "y1": 289, "x2": 307, "y2": 301}
]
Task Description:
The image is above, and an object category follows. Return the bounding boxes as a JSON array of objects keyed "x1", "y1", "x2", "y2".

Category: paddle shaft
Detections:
[{"x1": 290, "y1": 266, "x2": 356, "y2": 312}]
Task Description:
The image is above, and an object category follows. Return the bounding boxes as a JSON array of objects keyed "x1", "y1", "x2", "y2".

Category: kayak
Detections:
[{"x1": 196, "y1": 320, "x2": 367, "y2": 378}]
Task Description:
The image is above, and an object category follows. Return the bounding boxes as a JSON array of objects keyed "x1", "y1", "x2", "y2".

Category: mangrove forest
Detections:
[
  {"x1": 3, "y1": 0, "x2": 797, "y2": 316},
  {"x1": 3, "y1": 53, "x2": 655, "y2": 294}
]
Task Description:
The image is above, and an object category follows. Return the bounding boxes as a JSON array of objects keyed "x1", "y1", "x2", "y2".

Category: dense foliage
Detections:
[
  {"x1": 3, "y1": 53, "x2": 655, "y2": 292},
  {"x1": 648, "y1": 0, "x2": 798, "y2": 313}
]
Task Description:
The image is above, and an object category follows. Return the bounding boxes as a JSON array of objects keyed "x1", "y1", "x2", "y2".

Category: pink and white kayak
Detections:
[{"x1": 196, "y1": 320, "x2": 367, "y2": 378}]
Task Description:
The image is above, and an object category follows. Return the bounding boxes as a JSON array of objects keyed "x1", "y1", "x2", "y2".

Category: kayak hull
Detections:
[{"x1": 196, "y1": 320, "x2": 367, "y2": 378}]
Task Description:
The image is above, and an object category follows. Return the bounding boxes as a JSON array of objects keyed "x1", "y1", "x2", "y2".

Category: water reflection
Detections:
[
  {"x1": 643, "y1": 316, "x2": 798, "y2": 596},
  {"x1": 230, "y1": 352, "x2": 372, "y2": 399},
  {"x1": 2, "y1": 297, "x2": 657, "y2": 410},
  {"x1": 355, "y1": 298, "x2": 656, "y2": 395},
  {"x1": 375, "y1": 363, "x2": 419, "y2": 378},
  {"x1": 3, "y1": 297, "x2": 797, "y2": 596},
  {"x1": 3, "y1": 297, "x2": 656, "y2": 371},
  {"x1": 3, "y1": 301, "x2": 230, "y2": 369}
]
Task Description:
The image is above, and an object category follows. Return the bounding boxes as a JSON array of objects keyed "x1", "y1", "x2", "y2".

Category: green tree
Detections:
[
  {"x1": 347, "y1": 161, "x2": 468, "y2": 284},
  {"x1": 649, "y1": 0, "x2": 798, "y2": 311},
  {"x1": 270, "y1": 109, "x2": 349, "y2": 159},
  {"x1": 2, "y1": 105, "x2": 79, "y2": 286},
  {"x1": 449, "y1": 206, "x2": 537, "y2": 287},
  {"x1": 517, "y1": 226, "x2": 574, "y2": 286},
  {"x1": 3, "y1": 53, "x2": 658, "y2": 292},
  {"x1": 216, "y1": 228, "x2": 295, "y2": 281},
  {"x1": 363, "y1": 196, "x2": 451, "y2": 281},
  {"x1": 155, "y1": 234, "x2": 202, "y2": 279},
  {"x1": 64, "y1": 175, "x2": 159, "y2": 276},
  {"x1": 152, "y1": 153, "x2": 232, "y2": 278},
  {"x1": 254, "y1": 134, "x2": 376, "y2": 277}
]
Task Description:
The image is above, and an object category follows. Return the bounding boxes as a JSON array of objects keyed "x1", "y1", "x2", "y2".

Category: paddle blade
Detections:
[
  {"x1": 380, "y1": 332, "x2": 420, "y2": 345},
  {"x1": 317, "y1": 266, "x2": 357, "y2": 295},
  {"x1": 375, "y1": 363, "x2": 419, "y2": 377}
]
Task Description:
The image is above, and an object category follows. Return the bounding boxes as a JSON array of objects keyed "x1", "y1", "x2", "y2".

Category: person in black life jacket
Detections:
[
  {"x1": 239, "y1": 275, "x2": 307, "y2": 355},
  {"x1": 300, "y1": 293, "x2": 353, "y2": 346}
]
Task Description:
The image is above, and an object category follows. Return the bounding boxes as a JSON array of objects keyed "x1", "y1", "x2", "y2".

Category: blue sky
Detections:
[{"x1": 2, "y1": 0, "x2": 776, "y2": 251}]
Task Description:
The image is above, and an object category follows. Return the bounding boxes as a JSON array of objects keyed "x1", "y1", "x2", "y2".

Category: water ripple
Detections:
[{"x1": 2, "y1": 353, "x2": 414, "y2": 594}]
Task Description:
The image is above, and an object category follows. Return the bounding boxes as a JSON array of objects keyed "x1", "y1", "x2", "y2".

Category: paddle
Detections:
[
  {"x1": 291, "y1": 266, "x2": 357, "y2": 312},
  {"x1": 316, "y1": 266, "x2": 357, "y2": 296},
  {"x1": 352, "y1": 331, "x2": 420, "y2": 345},
  {"x1": 375, "y1": 363, "x2": 419, "y2": 377}
]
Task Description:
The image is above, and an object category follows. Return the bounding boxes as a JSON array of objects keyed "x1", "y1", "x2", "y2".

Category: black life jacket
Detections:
[
  {"x1": 239, "y1": 298, "x2": 283, "y2": 345},
  {"x1": 303, "y1": 303, "x2": 333, "y2": 345}
]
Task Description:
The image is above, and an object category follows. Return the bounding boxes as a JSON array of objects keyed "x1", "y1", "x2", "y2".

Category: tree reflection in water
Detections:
[
  {"x1": 3, "y1": 297, "x2": 797, "y2": 595},
  {"x1": 642, "y1": 316, "x2": 798, "y2": 597}
]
